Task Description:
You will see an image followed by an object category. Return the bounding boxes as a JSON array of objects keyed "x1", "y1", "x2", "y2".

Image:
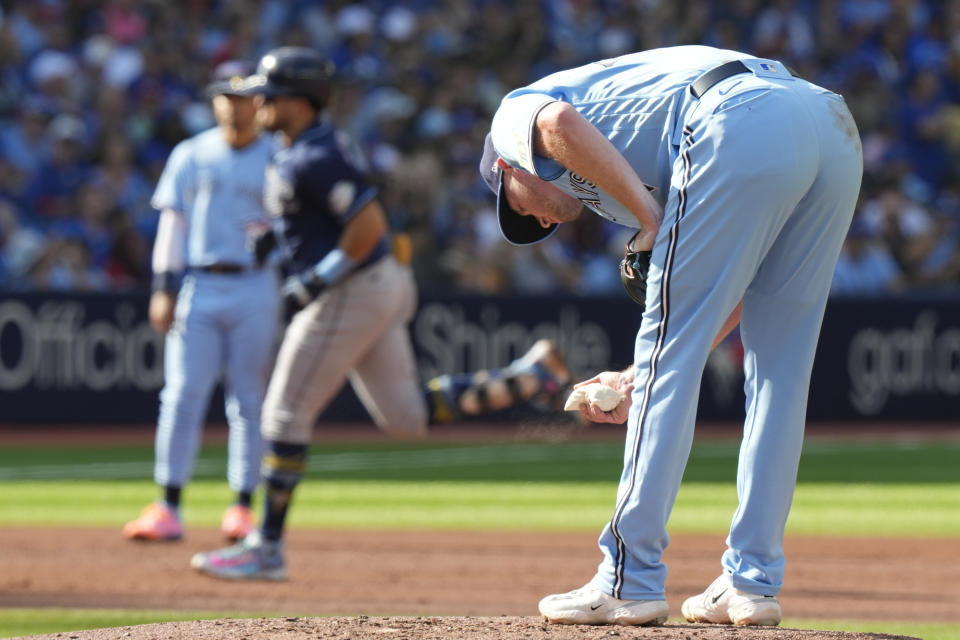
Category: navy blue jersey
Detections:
[{"x1": 263, "y1": 120, "x2": 389, "y2": 274}]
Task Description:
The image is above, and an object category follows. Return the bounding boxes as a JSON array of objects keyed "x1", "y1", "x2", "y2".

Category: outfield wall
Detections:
[{"x1": 0, "y1": 291, "x2": 957, "y2": 424}]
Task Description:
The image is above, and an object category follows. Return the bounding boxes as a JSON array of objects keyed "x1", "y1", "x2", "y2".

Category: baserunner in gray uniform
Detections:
[
  {"x1": 482, "y1": 45, "x2": 862, "y2": 627},
  {"x1": 189, "y1": 47, "x2": 571, "y2": 581}
]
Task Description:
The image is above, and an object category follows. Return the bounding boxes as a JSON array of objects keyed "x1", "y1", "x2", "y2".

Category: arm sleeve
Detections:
[
  {"x1": 152, "y1": 209, "x2": 187, "y2": 274},
  {"x1": 150, "y1": 140, "x2": 193, "y2": 213}
]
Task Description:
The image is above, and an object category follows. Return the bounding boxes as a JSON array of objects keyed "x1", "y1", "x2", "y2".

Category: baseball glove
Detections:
[
  {"x1": 249, "y1": 228, "x2": 278, "y2": 267},
  {"x1": 619, "y1": 231, "x2": 651, "y2": 308}
]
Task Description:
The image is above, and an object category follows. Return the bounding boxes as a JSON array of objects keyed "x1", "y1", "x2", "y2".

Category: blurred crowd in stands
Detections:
[{"x1": 1, "y1": 0, "x2": 959, "y2": 297}]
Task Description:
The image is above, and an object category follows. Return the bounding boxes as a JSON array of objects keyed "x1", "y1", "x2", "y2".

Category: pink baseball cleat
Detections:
[
  {"x1": 122, "y1": 502, "x2": 183, "y2": 541},
  {"x1": 220, "y1": 504, "x2": 257, "y2": 542}
]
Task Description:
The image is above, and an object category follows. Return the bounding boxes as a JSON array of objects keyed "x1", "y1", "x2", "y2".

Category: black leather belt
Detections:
[
  {"x1": 196, "y1": 263, "x2": 249, "y2": 274},
  {"x1": 690, "y1": 60, "x2": 801, "y2": 99},
  {"x1": 690, "y1": 60, "x2": 751, "y2": 98}
]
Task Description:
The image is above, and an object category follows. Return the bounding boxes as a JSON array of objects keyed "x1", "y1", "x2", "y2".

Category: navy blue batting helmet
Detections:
[{"x1": 243, "y1": 47, "x2": 335, "y2": 110}]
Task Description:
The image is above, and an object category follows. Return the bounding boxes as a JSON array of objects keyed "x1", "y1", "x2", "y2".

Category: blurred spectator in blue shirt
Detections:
[
  {"x1": 831, "y1": 217, "x2": 905, "y2": 296},
  {"x1": 899, "y1": 69, "x2": 951, "y2": 193},
  {"x1": 0, "y1": 0, "x2": 959, "y2": 298},
  {"x1": 24, "y1": 114, "x2": 92, "y2": 222},
  {"x1": 0, "y1": 97, "x2": 52, "y2": 177}
]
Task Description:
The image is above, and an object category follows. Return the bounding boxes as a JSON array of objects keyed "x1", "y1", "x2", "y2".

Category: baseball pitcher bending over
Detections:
[
  {"x1": 189, "y1": 47, "x2": 570, "y2": 581},
  {"x1": 482, "y1": 45, "x2": 862, "y2": 626}
]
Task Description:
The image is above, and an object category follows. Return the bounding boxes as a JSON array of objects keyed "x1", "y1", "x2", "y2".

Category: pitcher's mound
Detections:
[{"x1": 15, "y1": 616, "x2": 920, "y2": 640}]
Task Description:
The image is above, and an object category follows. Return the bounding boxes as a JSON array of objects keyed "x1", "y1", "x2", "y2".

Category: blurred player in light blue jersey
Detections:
[
  {"x1": 482, "y1": 46, "x2": 862, "y2": 626},
  {"x1": 123, "y1": 61, "x2": 280, "y2": 543}
]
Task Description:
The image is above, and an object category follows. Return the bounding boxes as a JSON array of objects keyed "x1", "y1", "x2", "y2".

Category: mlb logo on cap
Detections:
[{"x1": 759, "y1": 62, "x2": 777, "y2": 72}]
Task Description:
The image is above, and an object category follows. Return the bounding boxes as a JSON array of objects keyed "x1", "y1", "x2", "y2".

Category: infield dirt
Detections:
[
  {"x1": 9, "y1": 616, "x2": 924, "y2": 640},
  {"x1": 3, "y1": 422, "x2": 957, "y2": 639},
  {"x1": 2, "y1": 527, "x2": 955, "y2": 640}
]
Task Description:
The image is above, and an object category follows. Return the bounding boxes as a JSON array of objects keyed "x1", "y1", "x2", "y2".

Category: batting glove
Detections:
[{"x1": 281, "y1": 271, "x2": 325, "y2": 311}]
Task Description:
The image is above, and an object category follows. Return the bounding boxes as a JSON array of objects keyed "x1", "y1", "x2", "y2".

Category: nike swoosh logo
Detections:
[
  {"x1": 717, "y1": 81, "x2": 742, "y2": 96},
  {"x1": 590, "y1": 604, "x2": 603, "y2": 610},
  {"x1": 711, "y1": 588, "x2": 727, "y2": 604}
]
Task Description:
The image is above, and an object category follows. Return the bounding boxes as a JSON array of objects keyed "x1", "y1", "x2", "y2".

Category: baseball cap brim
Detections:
[
  {"x1": 235, "y1": 73, "x2": 299, "y2": 98},
  {"x1": 479, "y1": 132, "x2": 557, "y2": 246},
  {"x1": 495, "y1": 178, "x2": 558, "y2": 246},
  {"x1": 205, "y1": 60, "x2": 256, "y2": 97},
  {"x1": 205, "y1": 79, "x2": 252, "y2": 97}
]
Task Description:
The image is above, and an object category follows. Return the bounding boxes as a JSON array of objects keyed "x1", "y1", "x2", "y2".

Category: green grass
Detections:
[
  {"x1": 4, "y1": 479, "x2": 957, "y2": 535},
  {"x1": 1, "y1": 438, "x2": 958, "y2": 535},
  {"x1": 2, "y1": 436, "x2": 959, "y2": 483},
  {"x1": 0, "y1": 435, "x2": 958, "y2": 638},
  {"x1": 0, "y1": 609, "x2": 274, "y2": 639},
  {"x1": 779, "y1": 619, "x2": 960, "y2": 640}
]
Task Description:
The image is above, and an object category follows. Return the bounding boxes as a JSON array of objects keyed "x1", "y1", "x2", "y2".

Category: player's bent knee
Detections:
[
  {"x1": 260, "y1": 410, "x2": 312, "y2": 445},
  {"x1": 379, "y1": 420, "x2": 428, "y2": 440},
  {"x1": 378, "y1": 408, "x2": 429, "y2": 440}
]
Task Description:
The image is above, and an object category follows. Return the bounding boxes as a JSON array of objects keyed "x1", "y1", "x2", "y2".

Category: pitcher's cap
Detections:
[{"x1": 479, "y1": 132, "x2": 557, "y2": 246}]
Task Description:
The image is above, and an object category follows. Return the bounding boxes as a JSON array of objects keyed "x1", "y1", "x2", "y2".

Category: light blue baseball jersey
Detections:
[
  {"x1": 492, "y1": 45, "x2": 791, "y2": 228},
  {"x1": 491, "y1": 45, "x2": 863, "y2": 603},
  {"x1": 150, "y1": 127, "x2": 280, "y2": 496},
  {"x1": 152, "y1": 127, "x2": 274, "y2": 266}
]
